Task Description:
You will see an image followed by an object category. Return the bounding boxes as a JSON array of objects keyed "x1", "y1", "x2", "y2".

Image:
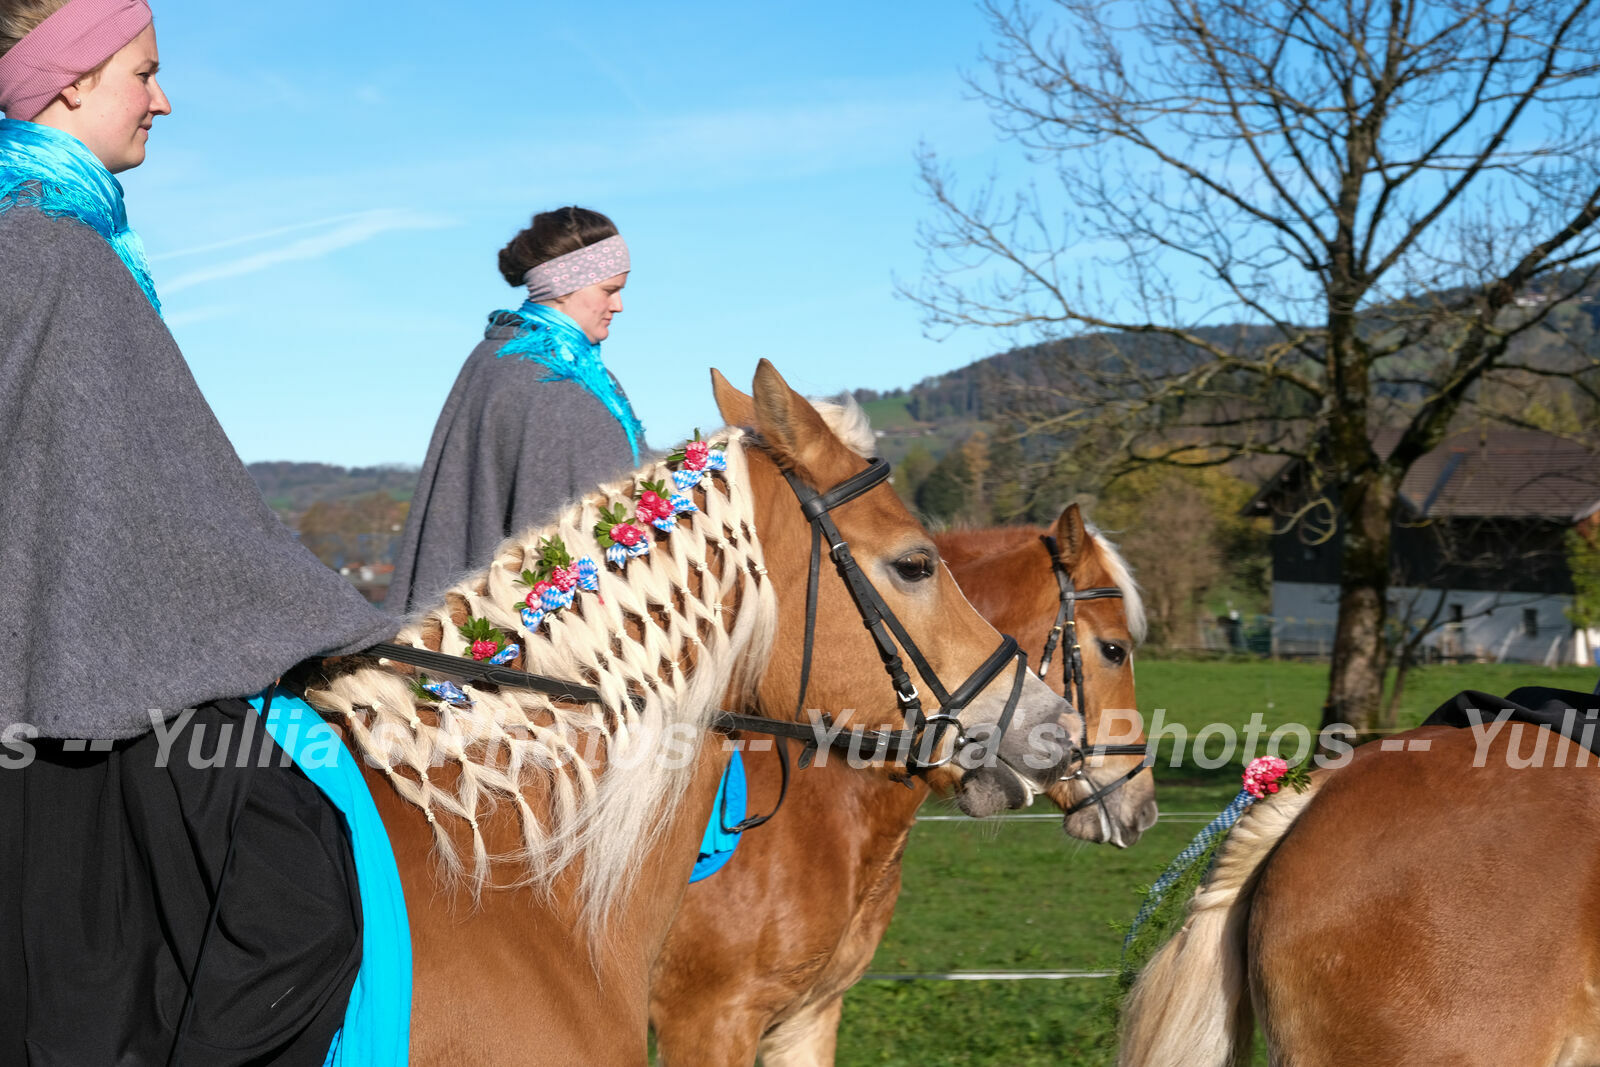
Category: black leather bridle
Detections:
[
  {"x1": 710, "y1": 456, "x2": 1041, "y2": 827},
  {"x1": 1039, "y1": 534, "x2": 1154, "y2": 819}
]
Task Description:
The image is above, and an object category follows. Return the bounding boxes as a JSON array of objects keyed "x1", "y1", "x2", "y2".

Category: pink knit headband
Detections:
[
  {"x1": 0, "y1": 0, "x2": 152, "y2": 121},
  {"x1": 524, "y1": 235, "x2": 631, "y2": 302}
]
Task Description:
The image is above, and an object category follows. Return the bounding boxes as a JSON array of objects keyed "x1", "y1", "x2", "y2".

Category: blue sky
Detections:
[{"x1": 125, "y1": 0, "x2": 1016, "y2": 466}]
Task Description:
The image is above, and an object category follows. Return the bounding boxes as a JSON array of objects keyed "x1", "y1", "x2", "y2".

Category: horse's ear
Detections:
[
  {"x1": 710, "y1": 368, "x2": 756, "y2": 427},
  {"x1": 750, "y1": 359, "x2": 852, "y2": 481},
  {"x1": 1052, "y1": 502, "x2": 1089, "y2": 570}
]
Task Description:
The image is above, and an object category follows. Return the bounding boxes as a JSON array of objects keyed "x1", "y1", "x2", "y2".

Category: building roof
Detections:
[
  {"x1": 1247, "y1": 427, "x2": 1600, "y2": 522},
  {"x1": 1393, "y1": 429, "x2": 1600, "y2": 520}
]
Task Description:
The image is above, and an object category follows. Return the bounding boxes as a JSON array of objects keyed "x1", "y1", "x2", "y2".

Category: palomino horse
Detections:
[
  {"x1": 302, "y1": 361, "x2": 1080, "y2": 1064},
  {"x1": 1118, "y1": 718, "x2": 1600, "y2": 1065},
  {"x1": 650, "y1": 503, "x2": 1159, "y2": 1066}
]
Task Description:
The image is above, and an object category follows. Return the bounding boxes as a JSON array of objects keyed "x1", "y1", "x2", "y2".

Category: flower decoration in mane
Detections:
[
  {"x1": 595, "y1": 502, "x2": 650, "y2": 567},
  {"x1": 459, "y1": 615, "x2": 520, "y2": 665},
  {"x1": 516, "y1": 535, "x2": 601, "y2": 631},
  {"x1": 594, "y1": 476, "x2": 698, "y2": 569},
  {"x1": 668, "y1": 430, "x2": 727, "y2": 492}
]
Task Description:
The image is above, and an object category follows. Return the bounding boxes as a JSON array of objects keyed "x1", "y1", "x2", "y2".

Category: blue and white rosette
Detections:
[
  {"x1": 671, "y1": 468, "x2": 701, "y2": 492},
  {"x1": 575, "y1": 558, "x2": 600, "y2": 592},
  {"x1": 670, "y1": 492, "x2": 697, "y2": 516},
  {"x1": 520, "y1": 604, "x2": 546, "y2": 631},
  {"x1": 489, "y1": 643, "x2": 520, "y2": 666},
  {"x1": 423, "y1": 680, "x2": 473, "y2": 708},
  {"x1": 540, "y1": 585, "x2": 575, "y2": 612},
  {"x1": 706, "y1": 450, "x2": 727, "y2": 472},
  {"x1": 649, "y1": 514, "x2": 677, "y2": 533}
]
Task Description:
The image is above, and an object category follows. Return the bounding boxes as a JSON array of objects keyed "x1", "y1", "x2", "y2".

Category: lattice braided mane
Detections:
[{"x1": 306, "y1": 430, "x2": 776, "y2": 933}]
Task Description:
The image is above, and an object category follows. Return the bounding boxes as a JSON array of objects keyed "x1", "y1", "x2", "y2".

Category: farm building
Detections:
[{"x1": 1244, "y1": 428, "x2": 1600, "y2": 665}]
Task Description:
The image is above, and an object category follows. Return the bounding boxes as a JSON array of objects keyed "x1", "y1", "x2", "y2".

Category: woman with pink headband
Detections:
[
  {"x1": 1, "y1": 2, "x2": 403, "y2": 1063},
  {"x1": 386, "y1": 205, "x2": 646, "y2": 613}
]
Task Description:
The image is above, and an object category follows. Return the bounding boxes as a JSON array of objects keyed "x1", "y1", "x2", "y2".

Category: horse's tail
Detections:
[{"x1": 1117, "y1": 776, "x2": 1324, "y2": 1067}]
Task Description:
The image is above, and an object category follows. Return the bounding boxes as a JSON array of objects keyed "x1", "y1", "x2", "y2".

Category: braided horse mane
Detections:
[{"x1": 307, "y1": 429, "x2": 780, "y2": 937}]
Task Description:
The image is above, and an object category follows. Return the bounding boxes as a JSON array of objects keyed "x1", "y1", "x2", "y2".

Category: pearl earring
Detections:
[{"x1": 74, "y1": 97, "x2": 82, "y2": 106}]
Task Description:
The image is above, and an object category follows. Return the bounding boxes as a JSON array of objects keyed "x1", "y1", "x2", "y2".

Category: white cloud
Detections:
[{"x1": 159, "y1": 209, "x2": 452, "y2": 294}]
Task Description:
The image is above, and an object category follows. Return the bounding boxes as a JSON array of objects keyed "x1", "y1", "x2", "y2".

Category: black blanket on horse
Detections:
[
  {"x1": 0, "y1": 699, "x2": 360, "y2": 1066},
  {"x1": 1422, "y1": 686, "x2": 1600, "y2": 757}
]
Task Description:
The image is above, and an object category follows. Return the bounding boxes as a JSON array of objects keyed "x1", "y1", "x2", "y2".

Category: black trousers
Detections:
[{"x1": 0, "y1": 699, "x2": 361, "y2": 1066}]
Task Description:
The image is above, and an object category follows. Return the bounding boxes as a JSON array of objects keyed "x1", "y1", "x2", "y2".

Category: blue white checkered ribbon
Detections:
[{"x1": 1123, "y1": 788, "x2": 1255, "y2": 956}]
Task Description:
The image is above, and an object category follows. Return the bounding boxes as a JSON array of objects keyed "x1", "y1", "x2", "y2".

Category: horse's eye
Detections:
[
  {"x1": 1100, "y1": 641, "x2": 1128, "y2": 667},
  {"x1": 893, "y1": 553, "x2": 935, "y2": 582}
]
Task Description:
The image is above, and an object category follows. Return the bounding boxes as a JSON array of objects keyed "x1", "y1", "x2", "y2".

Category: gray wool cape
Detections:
[
  {"x1": 385, "y1": 312, "x2": 641, "y2": 614},
  {"x1": 0, "y1": 205, "x2": 399, "y2": 740}
]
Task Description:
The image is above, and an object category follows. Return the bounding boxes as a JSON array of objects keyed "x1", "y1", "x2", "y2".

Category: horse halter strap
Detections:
[
  {"x1": 780, "y1": 457, "x2": 1029, "y2": 775},
  {"x1": 1039, "y1": 534, "x2": 1153, "y2": 817}
]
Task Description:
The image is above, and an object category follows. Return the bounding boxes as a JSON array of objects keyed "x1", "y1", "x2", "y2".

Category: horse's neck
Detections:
[
  {"x1": 311, "y1": 435, "x2": 776, "y2": 940},
  {"x1": 945, "y1": 535, "x2": 1058, "y2": 650}
]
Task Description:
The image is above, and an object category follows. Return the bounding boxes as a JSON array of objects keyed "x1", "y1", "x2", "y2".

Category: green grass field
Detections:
[{"x1": 829, "y1": 658, "x2": 1600, "y2": 1066}]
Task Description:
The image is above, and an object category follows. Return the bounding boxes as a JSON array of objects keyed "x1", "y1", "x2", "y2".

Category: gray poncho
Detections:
[
  {"x1": 385, "y1": 315, "x2": 641, "y2": 613},
  {"x1": 0, "y1": 205, "x2": 399, "y2": 739}
]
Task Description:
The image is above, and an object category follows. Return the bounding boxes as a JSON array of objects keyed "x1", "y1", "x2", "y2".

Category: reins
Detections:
[
  {"x1": 1039, "y1": 534, "x2": 1154, "y2": 818},
  {"x1": 366, "y1": 642, "x2": 601, "y2": 704}
]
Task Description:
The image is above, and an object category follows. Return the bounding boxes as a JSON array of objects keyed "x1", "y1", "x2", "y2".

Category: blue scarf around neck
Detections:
[
  {"x1": 0, "y1": 119, "x2": 161, "y2": 315},
  {"x1": 493, "y1": 300, "x2": 645, "y2": 465}
]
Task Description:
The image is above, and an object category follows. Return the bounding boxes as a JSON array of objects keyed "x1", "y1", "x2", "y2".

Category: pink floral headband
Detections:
[
  {"x1": 523, "y1": 234, "x2": 630, "y2": 302},
  {"x1": 0, "y1": 0, "x2": 152, "y2": 121}
]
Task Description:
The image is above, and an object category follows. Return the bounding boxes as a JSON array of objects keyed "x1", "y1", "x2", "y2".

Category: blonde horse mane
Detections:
[
  {"x1": 1079, "y1": 519, "x2": 1148, "y2": 645},
  {"x1": 306, "y1": 430, "x2": 778, "y2": 938}
]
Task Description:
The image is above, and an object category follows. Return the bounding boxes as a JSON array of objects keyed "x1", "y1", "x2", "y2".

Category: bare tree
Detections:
[{"x1": 911, "y1": 0, "x2": 1600, "y2": 731}]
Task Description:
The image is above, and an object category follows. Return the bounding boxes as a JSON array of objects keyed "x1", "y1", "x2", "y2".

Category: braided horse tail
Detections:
[{"x1": 1117, "y1": 775, "x2": 1324, "y2": 1067}]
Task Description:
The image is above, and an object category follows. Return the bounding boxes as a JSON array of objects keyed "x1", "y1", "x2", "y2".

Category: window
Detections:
[
  {"x1": 1450, "y1": 604, "x2": 1464, "y2": 625},
  {"x1": 1523, "y1": 608, "x2": 1539, "y2": 638}
]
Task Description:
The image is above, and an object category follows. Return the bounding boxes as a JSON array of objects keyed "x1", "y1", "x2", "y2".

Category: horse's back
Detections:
[{"x1": 1252, "y1": 725, "x2": 1600, "y2": 1066}]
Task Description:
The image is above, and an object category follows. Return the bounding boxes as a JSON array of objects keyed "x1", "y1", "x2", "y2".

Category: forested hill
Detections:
[
  {"x1": 855, "y1": 281, "x2": 1600, "y2": 470},
  {"x1": 248, "y1": 461, "x2": 417, "y2": 520}
]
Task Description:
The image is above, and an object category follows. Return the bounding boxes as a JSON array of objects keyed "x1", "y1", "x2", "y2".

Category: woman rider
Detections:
[
  {"x1": 0, "y1": 2, "x2": 399, "y2": 1062},
  {"x1": 386, "y1": 206, "x2": 645, "y2": 613}
]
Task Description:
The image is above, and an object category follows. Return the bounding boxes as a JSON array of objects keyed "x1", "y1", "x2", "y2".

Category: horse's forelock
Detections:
[
  {"x1": 1079, "y1": 520, "x2": 1148, "y2": 645},
  {"x1": 808, "y1": 394, "x2": 877, "y2": 459}
]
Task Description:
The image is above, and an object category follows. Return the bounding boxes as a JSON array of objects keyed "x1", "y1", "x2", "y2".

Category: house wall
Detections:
[
  {"x1": 1271, "y1": 519, "x2": 1574, "y2": 593},
  {"x1": 1271, "y1": 580, "x2": 1588, "y2": 665}
]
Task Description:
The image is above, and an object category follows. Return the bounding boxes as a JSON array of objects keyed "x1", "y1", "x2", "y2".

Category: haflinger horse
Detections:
[
  {"x1": 1118, "y1": 719, "x2": 1600, "y2": 1066},
  {"x1": 300, "y1": 360, "x2": 1082, "y2": 1065},
  {"x1": 650, "y1": 503, "x2": 1159, "y2": 1066}
]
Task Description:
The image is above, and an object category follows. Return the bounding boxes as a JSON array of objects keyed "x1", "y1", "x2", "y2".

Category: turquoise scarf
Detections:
[
  {"x1": 0, "y1": 118, "x2": 161, "y2": 315},
  {"x1": 493, "y1": 300, "x2": 645, "y2": 465}
]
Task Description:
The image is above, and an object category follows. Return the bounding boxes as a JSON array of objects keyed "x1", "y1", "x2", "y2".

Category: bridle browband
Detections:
[{"x1": 1039, "y1": 534, "x2": 1153, "y2": 818}]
